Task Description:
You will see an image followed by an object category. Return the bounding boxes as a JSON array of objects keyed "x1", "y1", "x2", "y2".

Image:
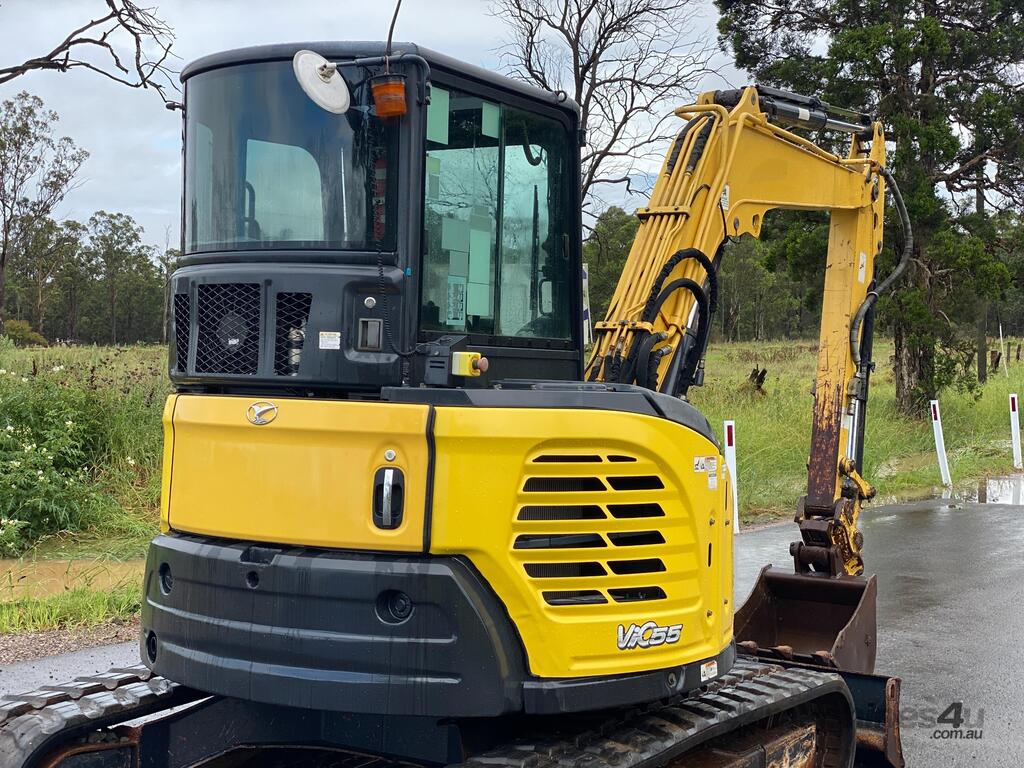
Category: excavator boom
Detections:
[{"x1": 589, "y1": 86, "x2": 888, "y2": 581}]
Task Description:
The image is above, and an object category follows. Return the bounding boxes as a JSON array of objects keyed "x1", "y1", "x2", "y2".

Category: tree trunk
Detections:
[
  {"x1": 893, "y1": 314, "x2": 924, "y2": 414},
  {"x1": 109, "y1": 285, "x2": 117, "y2": 345},
  {"x1": 162, "y1": 278, "x2": 169, "y2": 344},
  {"x1": 977, "y1": 302, "x2": 988, "y2": 383},
  {"x1": 0, "y1": 263, "x2": 6, "y2": 329},
  {"x1": 68, "y1": 290, "x2": 79, "y2": 341},
  {"x1": 975, "y1": 168, "x2": 987, "y2": 383},
  {"x1": 36, "y1": 281, "x2": 46, "y2": 336}
]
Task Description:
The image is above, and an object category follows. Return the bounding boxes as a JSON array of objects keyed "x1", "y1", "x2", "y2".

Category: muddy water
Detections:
[{"x1": 0, "y1": 559, "x2": 144, "y2": 601}]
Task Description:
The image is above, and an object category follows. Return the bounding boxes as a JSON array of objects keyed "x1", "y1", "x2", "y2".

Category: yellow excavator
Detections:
[{"x1": 0, "y1": 42, "x2": 908, "y2": 768}]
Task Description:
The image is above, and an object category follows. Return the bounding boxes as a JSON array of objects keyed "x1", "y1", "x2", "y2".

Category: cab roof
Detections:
[{"x1": 180, "y1": 41, "x2": 581, "y2": 118}]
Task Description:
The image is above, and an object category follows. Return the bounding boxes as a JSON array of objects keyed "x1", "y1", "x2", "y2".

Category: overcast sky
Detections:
[{"x1": 0, "y1": 0, "x2": 737, "y2": 251}]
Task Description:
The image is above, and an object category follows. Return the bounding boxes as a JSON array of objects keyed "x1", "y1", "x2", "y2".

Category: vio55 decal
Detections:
[{"x1": 617, "y1": 621, "x2": 683, "y2": 650}]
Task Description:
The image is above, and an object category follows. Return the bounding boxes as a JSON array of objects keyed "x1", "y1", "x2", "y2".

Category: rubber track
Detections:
[
  {"x1": 0, "y1": 660, "x2": 851, "y2": 768},
  {"x1": 0, "y1": 665, "x2": 204, "y2": 768},
  {"x1": 453, "y1": 658, "x2": 852, "y2": 768}
]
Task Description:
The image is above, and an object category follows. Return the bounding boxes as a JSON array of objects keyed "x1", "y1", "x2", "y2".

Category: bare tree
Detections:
[
  {"x1": 493, "y1": 0, "x2": 714, "y2": 217},
  {"x1": 0, "y1": 1, "x2": 175, "y2": 99},
  {"x1": 0, "y1": 93, "x2": 88, "y2": 326}
]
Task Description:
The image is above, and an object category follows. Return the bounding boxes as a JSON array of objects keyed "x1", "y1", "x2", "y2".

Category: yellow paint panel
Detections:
[
  {"x1": 159, "y1": 395, "x2": 177, "y2": 534},
  {"x1": 431, "y1": 406, "x2": 732, "y2": 678},
  {"x1": 165, "y1": 395, "x2": 430, "y2": 550}
]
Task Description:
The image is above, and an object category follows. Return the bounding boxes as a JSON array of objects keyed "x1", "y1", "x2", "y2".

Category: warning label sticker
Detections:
[
  {"x1": 319, "y1": 331, "x2": 341, "y2": 350},
  {"x1": 694, "y1": 456, "x2": 717, "y2": 472},
  {"x1": 700, "y1": 660, "x2": 719, "y2": 682},
  {"x1": 694, "y1": 456, "x2": 719, "y2": 489}
]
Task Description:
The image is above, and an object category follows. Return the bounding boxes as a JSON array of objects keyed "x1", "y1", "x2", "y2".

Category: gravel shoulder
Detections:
[{"x1": 0, "y1": 618, "x2": 139, "y2": 666}]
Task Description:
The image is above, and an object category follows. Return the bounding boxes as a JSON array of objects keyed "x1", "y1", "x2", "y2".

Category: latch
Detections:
[{"x1": 373, "y1": 467, "x2": 405, "y2": 530}]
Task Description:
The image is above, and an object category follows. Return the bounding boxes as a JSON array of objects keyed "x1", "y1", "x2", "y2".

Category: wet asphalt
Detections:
[
  {"x1": 3, "y1": 493, "x2": 1022, "y2": 765},
  {"x1": 735, "y1": 494, "x2": 1024, "y2": 766}
]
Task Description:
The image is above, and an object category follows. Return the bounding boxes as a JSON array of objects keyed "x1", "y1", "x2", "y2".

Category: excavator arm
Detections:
[
  {"x1": 587, "y1": 85, "x2": 905, "y2": 585},
  {"x1": 587, "y1": 85, "x2": 908, "y2": 765}
]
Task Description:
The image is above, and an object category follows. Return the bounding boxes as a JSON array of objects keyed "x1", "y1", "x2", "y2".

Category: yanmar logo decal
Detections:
[{"x1": 617, "y1": 621, "x2": 683, "y2": 650}]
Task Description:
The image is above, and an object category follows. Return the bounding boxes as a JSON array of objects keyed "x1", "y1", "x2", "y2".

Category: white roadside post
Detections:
[
  {"x1": 723, "y1": 420, "x2": 740, "y2": 531},
  {"x1": 930, "y1": 399, "x2": 952, "y2": 487},
  {"x1": 1010, "y1": 394, "x2": 1022, "y2": 470}
]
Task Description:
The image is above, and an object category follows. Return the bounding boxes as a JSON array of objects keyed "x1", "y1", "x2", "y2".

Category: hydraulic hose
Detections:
[
  {"x1": 665, "y1": 117, "x2": 706, "y2": 176},
  {"x1": 635, "y1": 332, "x2": 668, "y2": 389},
  {"x1": 646, "y1": 278, "x2": 710, "y2": 396},
  {"x1": 850, "y1": 165, "x2": 913, "y2": 364},
  {"x1": 618, "y1": 247, "x2": 718, "y2": 388},
  {"x1": 641, "y1": 248, "x2": 718, "y2": 323}
]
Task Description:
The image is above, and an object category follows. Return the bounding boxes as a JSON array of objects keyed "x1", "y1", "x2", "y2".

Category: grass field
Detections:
[
  {"x1": 691, "y1": 339, "x2": 1021, "y2": 519},
  {"x1": 0, "y1": 337, "x2": 1020, "y2": 629}
]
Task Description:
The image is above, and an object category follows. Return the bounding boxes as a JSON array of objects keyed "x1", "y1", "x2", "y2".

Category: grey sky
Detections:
[{"x1": 0, "y1": 0, "x2": 737, "y2": 251}]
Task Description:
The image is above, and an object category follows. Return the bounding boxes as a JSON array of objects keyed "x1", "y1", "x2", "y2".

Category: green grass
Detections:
[
  {"x1": 0, "y1": 583, "x2": 141, "y2": 632},
  {"x1": 691, "y1": 339, "x2": 1022, "y2": 520}
]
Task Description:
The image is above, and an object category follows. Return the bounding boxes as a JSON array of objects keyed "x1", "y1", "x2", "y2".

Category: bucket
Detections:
[{"x1": 735, "y1": 565, "x2": 877, "y2": 673}]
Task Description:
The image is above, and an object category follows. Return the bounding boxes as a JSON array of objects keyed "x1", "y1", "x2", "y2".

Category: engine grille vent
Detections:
[
  {"x1": 194, "y1": 283, "x2": 261, "y2": 375},
  {"x1": 274, "y1": 292, "x2": 312, "y2": 376},
  {"x1": 543, "y1": 590, "x2": 607, "y2": 606},
  {"x1": 515, "y1": 451, "x2": 682, "y2": 608},
  {"x1": 517, "y1": 505, "x2": 605, "y2": 521},
  {"x1": 172, "y1": 293, "x2": 190, "y2": 372}
]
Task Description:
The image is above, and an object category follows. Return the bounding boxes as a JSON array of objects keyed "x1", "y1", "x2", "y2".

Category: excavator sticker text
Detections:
[{"x1": 617, "y1": 621, "x2": 683, "y2": 650}]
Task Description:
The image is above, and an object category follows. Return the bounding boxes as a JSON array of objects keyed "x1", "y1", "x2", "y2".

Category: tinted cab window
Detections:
[{"x1": 421, "y1": 86, "x2": 572, "y2": 341}]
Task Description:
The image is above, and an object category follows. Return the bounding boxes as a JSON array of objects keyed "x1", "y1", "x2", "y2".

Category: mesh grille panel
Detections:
[
  {"x1": 195, "y1": 283, "x2": 261, "y2": 375},
  {"x1": 274, "y1": 292, "x2": 312, "y2": 376},
  {"x1": 172, "y1": 293, "x2": 190, "y2": 372},
  {"x1": 517, "y1": 505, "x2": 606, "y2": 521}
]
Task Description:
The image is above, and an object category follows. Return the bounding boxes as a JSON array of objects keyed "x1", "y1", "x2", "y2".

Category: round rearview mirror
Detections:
[{"x1": 293, "y1": 49, "x2": 351, "y2": 113}]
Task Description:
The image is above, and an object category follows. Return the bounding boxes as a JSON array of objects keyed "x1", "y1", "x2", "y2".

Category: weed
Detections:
[{"x1": 0, "y1": 583, "x2": 141, "y2": 632}]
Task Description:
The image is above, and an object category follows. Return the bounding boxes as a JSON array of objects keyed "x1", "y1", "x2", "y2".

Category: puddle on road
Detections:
[
  {"x1": 0, "y1": 559, "x2": 144, "y2": 601},
  {"x1": 959, "y1": 475, "x2": 1024, "y2": 504},
  {"x1": 875, "y1": 475, "x2": 1024, "y2": 507}
]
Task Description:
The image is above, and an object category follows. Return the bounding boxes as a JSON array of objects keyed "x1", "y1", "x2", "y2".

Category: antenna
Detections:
[{"x1": 385, "y1": 0, "x2": 404, "y2": 64}]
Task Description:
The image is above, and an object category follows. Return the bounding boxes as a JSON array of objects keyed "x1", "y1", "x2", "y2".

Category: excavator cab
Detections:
[{"x1": 172, "y1": 43, "x2": 584, "y2": 394}]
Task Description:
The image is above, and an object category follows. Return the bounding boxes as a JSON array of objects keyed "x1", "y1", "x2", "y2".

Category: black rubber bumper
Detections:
[{"x1": 141, "y1": 534, "x2": 735, "y2": 717}]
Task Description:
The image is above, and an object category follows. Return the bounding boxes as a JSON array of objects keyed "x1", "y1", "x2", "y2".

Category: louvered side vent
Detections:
[
  {"x1": 194, "y1": 283, "x2": 261, "y2": 375},
  {"x1": 274, "y1": 292, "x2": 312, "y2": 376},
  {"x1": 514, "y1": 452, "x2": 679, "y2": 608},
  {"x1": 172, "y1": 293, "x2": 190, "y2": 372}
]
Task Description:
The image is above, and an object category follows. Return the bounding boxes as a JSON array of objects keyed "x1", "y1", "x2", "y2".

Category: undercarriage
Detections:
[{"x1": 0, "y1": 656, "x2": 900, "y2": 768}]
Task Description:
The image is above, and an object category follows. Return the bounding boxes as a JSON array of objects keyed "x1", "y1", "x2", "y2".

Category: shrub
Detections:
[
  {"x1": 1, "y1": 319, "x2": 48, "y2": 347},
  {"x1": 0, "y1": 372, "x2": 127, "y2": 553},
  {"x1": 0, "y1": 517, "x2": 28, "y2": 557}
]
